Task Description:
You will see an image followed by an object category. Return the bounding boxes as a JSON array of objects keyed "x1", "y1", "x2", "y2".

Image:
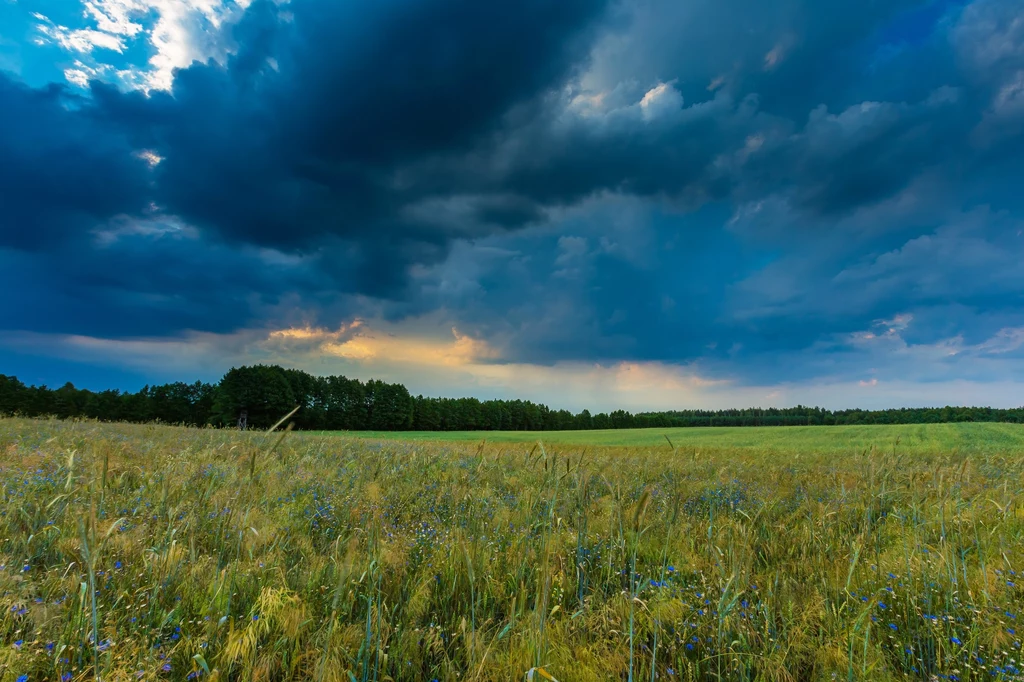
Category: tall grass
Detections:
[{"x1": 0, "y1": 417, "x2": 1022, "y2": 681}]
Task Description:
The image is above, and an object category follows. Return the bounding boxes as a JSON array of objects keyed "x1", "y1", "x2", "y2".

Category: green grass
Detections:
[
  {"x1": 1, "y1": 416, "x2": 1023, "y2": 682},
  {"x1": 339, "y1": 421, "x2": 1024, "y2": 453}
]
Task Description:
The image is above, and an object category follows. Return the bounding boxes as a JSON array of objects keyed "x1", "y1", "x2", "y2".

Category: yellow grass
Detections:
[{"x1": 0, "y1": 417, "x2": 1022, "y2": 681}]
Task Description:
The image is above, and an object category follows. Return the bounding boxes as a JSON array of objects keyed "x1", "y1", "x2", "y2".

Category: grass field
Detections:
[
  {"x1": 343, "y1": 421, "x2": 1024, "y2": 453},
  {"x1": 1, "y1": 417, "x2": 1023, "y2": 681}
]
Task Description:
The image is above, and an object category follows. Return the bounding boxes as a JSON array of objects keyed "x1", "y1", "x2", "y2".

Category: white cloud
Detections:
[
  {"x1": 63, "y1": 59, "x2": 117, "y2": 88},
  {"x1": 876, "y1": 313, "x2": 912, "y2": 334},
  {"x1": 92, "y1": 215, "x2": 199, "y2": 246},
  {"x1": 83, "y1": 0, "x2": 146, "y2": 37},
  {"x1": 567, "y1": 89, "x2": 609, "y2": 117},
  {"x1": 134, "y1": 149, "x2": 164, "y2": 167},
  {"x1": 763, "y1": 44, "x2": 784, "y2": 70},
  {"x1": 36, "y1": 0, "x2": 247, "y2": 92},
  {"x1": 36, "y1": 19, "x2": 127, "y2": 53},
  {"x1": 639, "y1": 81, "x2": 683, "y2": 121},
  {"x1": 144, "y1": 0, "x2": 242, "y2": 91},
  {"x1": 974, "y1": 327, "x2": 1024, "y2": 355},
  {"x1": 841, "y1": 317, "x2": 1024, "y2": 380}
]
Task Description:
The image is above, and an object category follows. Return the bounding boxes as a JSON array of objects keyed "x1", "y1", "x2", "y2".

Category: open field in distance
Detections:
[
  {"x1": 1, "y1": 417, "x2": 1023, "y2": 681},
  {"x1": 340, "y1": 421, "x2": 1024, "y2": 454}
]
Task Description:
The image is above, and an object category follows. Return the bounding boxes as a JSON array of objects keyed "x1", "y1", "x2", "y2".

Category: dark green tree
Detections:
[{"x1": 212, "y1": 365, "x2": 296, "y2": 429}]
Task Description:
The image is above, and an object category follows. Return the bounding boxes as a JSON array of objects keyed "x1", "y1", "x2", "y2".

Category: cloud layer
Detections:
[{"x1": 2, "y1": 0, "x2": 1024, "y2": 407}]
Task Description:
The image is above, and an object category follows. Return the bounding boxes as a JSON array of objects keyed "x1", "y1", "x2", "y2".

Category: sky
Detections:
[{"x1": 1, "y1": 0, "x2": 1024, "y2": 412}]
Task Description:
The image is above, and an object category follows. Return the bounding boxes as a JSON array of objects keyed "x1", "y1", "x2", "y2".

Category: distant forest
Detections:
[{"x1": 2, "y1": 365, "x2": 1024, "y2": 431}]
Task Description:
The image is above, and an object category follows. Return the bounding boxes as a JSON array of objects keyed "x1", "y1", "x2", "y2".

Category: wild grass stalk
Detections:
[{"x1": 0, "y1": 417, "x2": 1021, "y2": 680}]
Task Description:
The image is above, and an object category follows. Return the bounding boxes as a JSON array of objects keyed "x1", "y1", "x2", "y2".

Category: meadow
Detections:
[
  {"x1": 0, "y1": 417, "x2": 1022, "y2": 681},
  {"x1": 342, "y1": 422, "x2": 1024, "y2": 453}
]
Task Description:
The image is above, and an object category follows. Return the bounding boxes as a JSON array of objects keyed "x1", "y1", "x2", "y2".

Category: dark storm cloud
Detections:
[
  {"x1": 430, "y1": 0, "x2": 1020, "y2": 225},
  {"x1": 0, "y1": 228, "x2": 323, "y2": 338},
  {"x1": 400, "y1": 0, "x2": 1024, "y2": 379},
  {"x1": 1, "y1": 0, "x2": 611, "y2": 336},
  {"x1": 0, "y1": 75, "x2": 151, "y2": 250},
  {"x1": 412, "y1": 195, "x2": 1024, "y2": 388},
  {"x1": 1, "y1": 0, "x2": 1023, "y2": 393},
  {"x1": 112, "y1": 0, "x2": 612, "y2": 251},
  {"x1": 476, "y1": 71, "x2": 972, "y2": 222},
  {"x1": 473, "y1": 196, "x2": 547, "y2": 230}
]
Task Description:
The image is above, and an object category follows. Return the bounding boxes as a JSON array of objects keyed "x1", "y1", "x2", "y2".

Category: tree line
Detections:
[{"x1": 2, "y1": 365, "x2": 1024, "y2": 431}]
